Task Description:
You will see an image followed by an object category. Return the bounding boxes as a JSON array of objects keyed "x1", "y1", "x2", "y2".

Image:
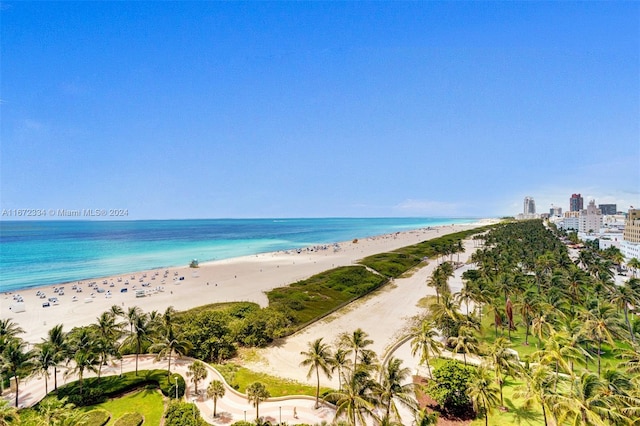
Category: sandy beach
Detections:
[{"x1": 2, "y1": 220, "x2": 493, "y2": 348}]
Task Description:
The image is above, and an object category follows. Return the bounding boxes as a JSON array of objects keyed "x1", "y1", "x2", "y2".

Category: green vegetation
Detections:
[
  {"x1": 79, "y1": 408, "x2": 111, "y2": 426},
  {"x1": 268, "y1": 266, "x2": 387, "y2": 330},
  {"x1": 418, "y1": 220, "x2": 640, "y2": 425},
  {"x1": 56, "y1": 369, "x2": 185, "y2": 406},
  {"x1": 113, "y1": 412, "x2": 144, "y2": 426},
  {"x1": 213, "y1": 363, "x2": 330, "y2": 397},
  {"x1": 164, "y1": 401, "x2": 206, "y2": 426}
]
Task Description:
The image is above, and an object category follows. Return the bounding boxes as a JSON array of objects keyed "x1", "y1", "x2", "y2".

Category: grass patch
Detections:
[
  {"x1": 213, "y1": 363, "x2": 332, "y2": 397},
  {"x1": 177, "y1": 301, "x2": 260, "y2": 318},
  {"x1": 79, "y1": 389, "x2": 163, "y2": 426}
]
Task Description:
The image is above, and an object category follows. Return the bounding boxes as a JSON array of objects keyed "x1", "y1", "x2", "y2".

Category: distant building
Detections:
[
  {"x1": 570, "y1": 193, "x2": 584, "y2": 212},
  {"x1": 598, "y1": 204, "x2": 617, "y2": 215},
  {"x1": 559, "y1": 211, "x2": 580, "y2": 231},
  {"x1": 579, "y1": 200, "x2": 603, "y2": 234},
  {"x1": 524, "y1": 196, "x2": 536, "y2": 215},
  {"x1": 550, "y1": 205, "x2": 562, "y2": 216},
  {"x1": 623, "y1": 209, "x2": 640, "y2": 243}
]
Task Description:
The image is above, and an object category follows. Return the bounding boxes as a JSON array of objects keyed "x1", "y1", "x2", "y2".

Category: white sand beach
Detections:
[{"x1": 2, "y1": 220, "x2": 494, "y2": 355}]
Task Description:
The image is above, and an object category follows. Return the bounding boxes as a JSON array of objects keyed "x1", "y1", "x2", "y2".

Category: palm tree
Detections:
[
  {"x1": 43, "y1": 324, "x2": 67, "y2": 391},
  {"x1": 186, "y1": 360, "x2": 208, "y2": 395},
  {"x1": 556, "y1": 372, "x2": 628, "y2": 425},
  {"x1": 376, "y1": 357, "x2": 418, "y2": 424},
  {"x1": 124, "y1": 305, "x2": 142, "y2": 334},
  {"x1": 467, "y1": 366, "x2": 500, "y2": 426},
  {"x1": 514, "y1": 364, "x2": 558, "y2": 426},
  {"x1": 428, "y1": 294, "x2": 464, "y2": 340},
  {"x1": 300, "y1": 338, "x2": 333, "y2": 408},
  {"x1": 0, "y1": 399, "x2": 19, "y2": 426},
  {"x1": 33, "y1": 341, "x2": 57, "y2": 395},
  {"x1": 207, "y1": 379, "x2": 225, "y2": 417},
  {"x1": 406, "y1": 319, "x2": 442, "y2": 378},
  {"x1": 122, "y1": 312, "x2": 153, "y2": 375},
  {"x1": 149, "y1": 327, "x2": 192, "y2": 375},
  {"x1": 330, "y1": 347, "x2": 351, "y2": 391},
  {"x1": 447, "y1": 326, "x2": 479, "y2": 366},
  {"x1": 580, "y1": 302, "x2": 623, "y2": 376},
  {"x1": 94, "y1": 311, "x2": 123, "y2": 379},
  {"x1": 339, "y1": 329, "x2": 373, "y2": 378},
  {"x1": 35, "y1": 396, "x2": 80, "y2": 425},
  {"x1": 246, "y1": 381, "x2": 270, "y2": 420},
  {"x1": 326, "y1": 369, "x2": 379, "y2": 426},
  {"x1": 485, "y1": 337, "x2": 521, "y2": 407},
  {"x1": 65, "y1": 347, "x2": 99, "y2": 396},
  {"x1": 627, "y1": 257, "x2": 640, "y2": 277},
  {"x1": 1, "y1": 337, "x2": 34, "y2": 407},
  {"x1": 610, "y1": 278, "x2": 640, "y2": 343},
  {"x1": 0, "y1": 319, "x2": 24, "y2": 352},
  {"x1": 517, "y1": 289, "x2": 540, "y2": 345}
]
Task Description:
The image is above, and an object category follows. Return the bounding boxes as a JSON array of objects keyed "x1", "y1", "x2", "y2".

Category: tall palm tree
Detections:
[
  {"x1": 447, "y1": 326, "x2": 479, "y2": 366},
  {"x1": 122, "y1": 312, "x2": 153, "y2": 375},
  {"x1": 207, "y1": 379, "x2": 225, "y2": 417},
  {"x1": 610, "y1": 278, "x2": 640, "y2": 343},
  {"x1": 580, "y1": 302, "x2": 623, "y2": 376},
  {"x1": 124, "y1": 306, "x2": 142, "y2": 335},
  {"x1": 149, "y1": 326, "x2": 191, "y2": 375},
  {"x1": 517, "y1": 289, "x2": 540, "y2": 345},
  {"x1": 33, "y1": 341, "x2": 57, "y2": 395},
  {"x1": 339, "y1": 329, "x2": 373, "y2": 378},
  {"x1": 94, "y1": 311, "x2": 123, "y2": 379},
  {"x1": 1, "y1": 338, "x2": 34, "y2": 407},
  {"x1": 43, "y1": 324, "x2": 67, "y2": 391},
  {"x1": 246, "y1": 381, "x2": 270, "y2": 420},
  {"x1": 514, "y1": 364, "x2": 559, "y2": 426},
  {"x1": 65, "y1": 346, "x2": 99, "y2": 396},
  {"x1": 300, "y1": 338, "x2": 333, "y2": 408},
  {"x1": 406, "y1": 319, "x2": 442, "y2": 379},
  {"x1": 467, "y1": 366, "x2": 500, "y2": 426},
  {"x1": 186, "y1": 360, "x2": 208, "y2": 394},
  {"x1": 330, "y1": 347, "x2": 351, "y2": 391},
  {"x1": 376, "y1": 357, "x2": 418, "y2": 424},
  {"x1": 428, "y1": 294, "x2": 464, "y2": 340},
  {"x1": 485, "y1": 337, "x2": 521, "y2": 407},
  {"x1": 326, "y1": 369, "x2": 379, "y2": 426}
]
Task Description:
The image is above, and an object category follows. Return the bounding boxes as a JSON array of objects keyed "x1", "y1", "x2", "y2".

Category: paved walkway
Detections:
[{"x1": 3, "y1": 354, "x2": 335, "y2": 425}]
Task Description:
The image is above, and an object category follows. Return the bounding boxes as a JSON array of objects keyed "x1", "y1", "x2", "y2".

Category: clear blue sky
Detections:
[{"x1": 1, "y1": 2, "x2": 638, "y2": 219}]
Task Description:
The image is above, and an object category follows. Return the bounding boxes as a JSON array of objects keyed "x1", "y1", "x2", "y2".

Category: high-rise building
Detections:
[
  {"x1": 570, "y1": 193, "x2": 584, "y2": 212},
  {"x1": 550, "y1": 205, "x2": 562, "y2": 216},
  {"x1": 598, "y1": 204, "x2": 617, "y2": 215},
  {"x1": 524, "y1": 197, "x2": 536, "y2": 215}
]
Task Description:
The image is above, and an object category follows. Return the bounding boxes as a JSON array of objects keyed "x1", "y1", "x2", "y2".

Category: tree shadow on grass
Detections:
[{"x1": 503, "y1": 398, "x2": 542, "y2": 425}]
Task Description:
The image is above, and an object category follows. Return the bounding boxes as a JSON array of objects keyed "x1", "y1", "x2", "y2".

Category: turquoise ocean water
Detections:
[{"x1": 0, "y1": 218, "x2": 474, "y2": 293}]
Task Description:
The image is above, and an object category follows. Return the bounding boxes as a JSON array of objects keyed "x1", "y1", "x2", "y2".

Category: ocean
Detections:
[{"x1": 0, "y1": 217, "x2": 474, "y2": 293}]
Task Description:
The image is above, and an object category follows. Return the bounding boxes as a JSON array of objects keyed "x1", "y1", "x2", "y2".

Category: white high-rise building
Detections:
[{"x1": 524, "y1": 196, "x2": 536, "y2": 215}]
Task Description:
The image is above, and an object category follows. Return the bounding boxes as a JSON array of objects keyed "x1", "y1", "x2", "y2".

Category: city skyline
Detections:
[{"x1": 1, "y1": 2, "x2": 639, "y2": 220}]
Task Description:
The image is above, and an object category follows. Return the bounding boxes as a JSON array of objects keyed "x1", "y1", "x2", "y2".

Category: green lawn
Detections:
[
  {"x1": 80, "y1": 389, "x2": 165, "y2": 426},
  {"x1": 469, "y1": 378, "x2": 544, "y2": 426},
  {"x1": 213, "y1": 363, "x2": 333, "y2": 398}
]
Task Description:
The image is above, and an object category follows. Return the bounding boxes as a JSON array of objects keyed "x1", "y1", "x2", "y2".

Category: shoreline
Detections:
[
  {"x1": 0, "y1": 218, "x2": 480, "y2": 295},
  {"x1": 2, "y1": 219, "x2": 497, "y2": 344}
]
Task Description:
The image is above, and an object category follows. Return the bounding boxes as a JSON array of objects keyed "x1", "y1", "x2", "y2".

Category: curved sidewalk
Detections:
[{"x1": 3, "y1": 354, "x2": 336, "y2": 425}]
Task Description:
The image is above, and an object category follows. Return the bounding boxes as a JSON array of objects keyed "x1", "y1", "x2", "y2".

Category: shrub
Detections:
[
  {"x1": 164, "y1": 401, "x2": 206, "y2": 425},
  {"x1": 114, "y1": 412, "x2": 144, "y2": 426},
  {"x1": 427, "y1": 360, "x2": 474, "y2": 416},
  {"x1": 79, "y1": 408, "x2": 111, "y2": 426}
]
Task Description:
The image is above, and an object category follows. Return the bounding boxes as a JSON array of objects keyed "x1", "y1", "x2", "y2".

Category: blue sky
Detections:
[{"x1": 1, "y1": 2, "x2": 638, "y2": 219}]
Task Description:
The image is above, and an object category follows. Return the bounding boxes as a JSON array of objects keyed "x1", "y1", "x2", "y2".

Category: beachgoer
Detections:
[{"x1": 293, "y1": 407, "x2": 298, "y2": 418}]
